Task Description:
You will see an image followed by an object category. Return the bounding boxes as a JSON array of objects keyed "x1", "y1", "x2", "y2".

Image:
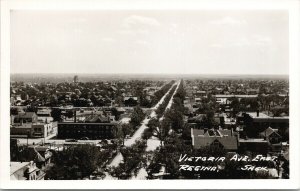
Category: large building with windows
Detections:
[
  {"x1": 57, "y1": 122, "x2": 119, "y2": 139},
  {"x1": 241, "y1": 111, "x2": 289, "y2": 137}
]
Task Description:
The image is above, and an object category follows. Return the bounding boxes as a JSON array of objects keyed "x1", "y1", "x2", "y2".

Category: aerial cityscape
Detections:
[
  {"x1": 8, "y1": 10, "x2": 289, "y2": 180},
  {"x1": 10, "y1": 74, "x2": 289, "y2": 180}
]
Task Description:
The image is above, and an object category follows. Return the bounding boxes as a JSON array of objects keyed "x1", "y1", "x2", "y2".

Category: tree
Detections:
[
  {"x1": 130, "y1": 106, "x2": 145, "y2": 128},
  {"x1": 65, "y1": 110, "x2": 74, "y2": 118},
  {"x1": 164, "y1": 109, "x2": 184, "y2": 132},
  {"x1": 51, "y1": 108, "x2": 62, "y2": 122},
  {"x1": 110, "y1": 140, "x2": 147, "y2": 179},
  {"x1": 117, "y1": 123, "x2": 132, "y2": 146},
  {"x1": 229, "y1": 97, "x2": 240, "y2": 117},
  {"x1": 155, "y1": 118, "x2": 171, "y2": 146},
  {"x1": 45, "y1": 145, "x2": 105, "y2": 180},
  {"x1": 10, "y1": 108, "x2": 19, "y2": 115},
  {"x1": 111, "y1": 107, "x2": 121, "y2": 121}
]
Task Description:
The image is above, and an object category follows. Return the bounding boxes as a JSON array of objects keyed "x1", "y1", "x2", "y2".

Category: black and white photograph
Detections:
[{"x1": 1, "y1": 0, "x2": 300, "y2": 189}]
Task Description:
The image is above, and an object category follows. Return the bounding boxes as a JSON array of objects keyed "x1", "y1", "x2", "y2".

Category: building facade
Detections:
[{"x1": 57, "y1": 122, "x2": 119, "y2": 139}]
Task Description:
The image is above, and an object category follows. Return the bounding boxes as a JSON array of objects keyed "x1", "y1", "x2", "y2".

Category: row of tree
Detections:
[
  {"x1": 45, "y1": 143, "x2": 118, "y2": 180},
  {"x1": 108, "y1": 83, "x2": 180, "y2": 178},
  {"x1": 155, "y1": 85, "x2": 177, "y2": 119},
  {"x1": 109, "y1": 140, "x2": 147, "y2": 179},
  {"x1": 151, "y1": 80, "x2": 175, "y2": 107}
]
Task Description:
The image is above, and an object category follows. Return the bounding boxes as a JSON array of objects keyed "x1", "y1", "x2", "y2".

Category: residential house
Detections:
[{"x1": 191, "y1": 128, "x2": 238, "y2": 151}]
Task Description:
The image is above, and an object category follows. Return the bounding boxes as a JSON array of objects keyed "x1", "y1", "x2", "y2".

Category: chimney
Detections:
[{"x1": 256, "y1": 110, "x2": 259, "y2": 117}]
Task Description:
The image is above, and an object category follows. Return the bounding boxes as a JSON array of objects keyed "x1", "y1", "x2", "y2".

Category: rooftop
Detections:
[{"x1": 191, "y1": 129, "x2": 237, "y2": 150}]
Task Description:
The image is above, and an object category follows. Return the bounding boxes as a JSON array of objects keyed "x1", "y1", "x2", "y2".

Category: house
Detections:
[
  {"x1": 11, "y1": 122, "x2": 57, "y2": 138},
  {"x1": 191, "y1": 128, "x2": 238, "y2": 151},
  {"x1": 115, "y1": 107, "x2": 126, "y2": 114},
  {"x1": 259, "y1": 127, "x2": 282, "y2": 144},
  {"x1": 259, "y1": 127, "x2": 282, "y2": 152},
  {"x1": 32, "y1": 122, "x2": 57, "y2": 138},
  {"x1": 10, "y1": 146, "x2": 54, "y2": 180},
  {"x1": 13, "y1": 112, "x2": 38, "y2": 124},
  {"x1": 10, "y1": 123, "x2": 32, "y2": 138},
  {"x1": 37, "y1": 109, "x2": 53, "y2": 123}
]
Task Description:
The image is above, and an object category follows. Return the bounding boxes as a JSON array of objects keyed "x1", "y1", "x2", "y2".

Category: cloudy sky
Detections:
[{"x1": 11, "y1": 10, "x2": 289, "y2": 75}]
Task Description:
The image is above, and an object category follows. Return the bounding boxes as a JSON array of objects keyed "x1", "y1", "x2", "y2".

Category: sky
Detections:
[{"x1": 10, "y1": 10, "x2": 289, "y2": 75}]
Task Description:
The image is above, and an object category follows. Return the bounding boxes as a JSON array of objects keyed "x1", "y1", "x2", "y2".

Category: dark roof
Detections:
[
  {"x1": 259, "y1": 127, "x2": 281, "y2": 138},
  {"x1": 192, "y1": 136, "x2": 238, "y2": 150}
]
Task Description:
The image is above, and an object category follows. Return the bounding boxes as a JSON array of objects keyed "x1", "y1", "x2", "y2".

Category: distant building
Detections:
[
  {"x1": 194, "y1": 90, "x2": 207, "y2": 97},
  {"x1": 259, "y1": 127, "x2": 282, "y2": 144},
  {"x1": 11, "y1": 112, "x2": 57, "y2": 138},
  {"x1": 242, "y1": 111, "x2": 289, "y2": 137},
  {"x1": 10, "y1": 122, "x2": 57, "y2": 138},
  {"x1": 124, "y1": 96, "x2": 138, "y2": 107},
  {"x1": 57, "y1": 121, "x2": 119, "y2": 140},
  {"x1": 214, "y1": 94, "x2": 258, "y2": 105},
  {"x1": 191, "y1": 128, "x2": 238, "y2": 151},
  {"x1": 13, "y1": 112, "x2": 38, "y2": 124},
  {"x1": 37, "y1": 108, "x2": 53, "y2": 123},
  {"x1": 238, "y1": 138, "x2": 269, "y2": 154},
  {"x1": 259, "y1": 127, "x2": 282, "y2": 152}
]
